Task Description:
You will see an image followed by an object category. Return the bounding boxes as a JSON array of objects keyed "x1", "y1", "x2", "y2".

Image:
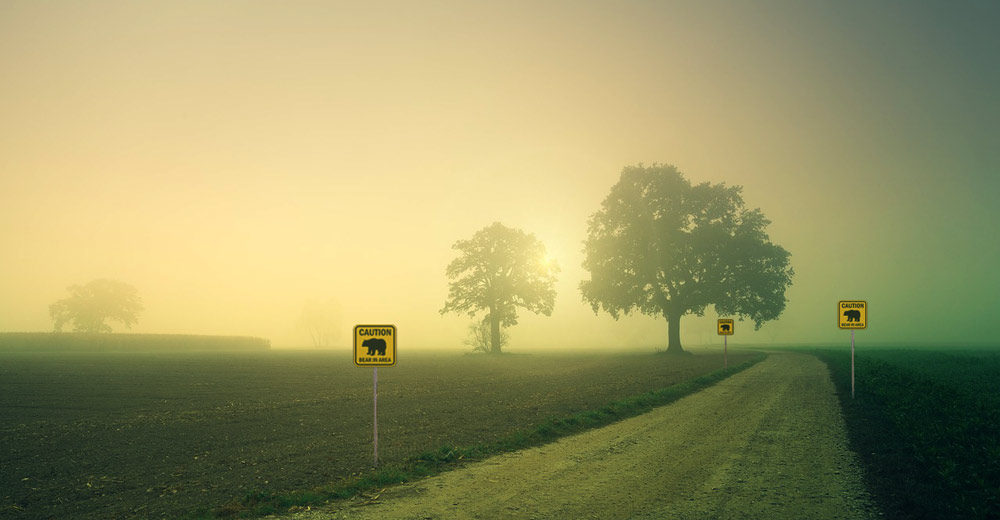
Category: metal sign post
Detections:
[
  {"x1": 717, "y1": 319, "x2": 734, "y2": 369},
  {"x1": 353, "y1": 325, "x2": 396, "y2": 468},
  {"x1": 851, "y1": 330, "x2": 855, "y2": 399},
  {"x1": 838, "y1": 301, "x2": 866, "y2": 400}
]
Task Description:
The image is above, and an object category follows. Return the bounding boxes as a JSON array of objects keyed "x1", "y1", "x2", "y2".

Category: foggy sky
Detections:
[{"x1": 2, "y1": 1, "x2": 998, "y2": 350}]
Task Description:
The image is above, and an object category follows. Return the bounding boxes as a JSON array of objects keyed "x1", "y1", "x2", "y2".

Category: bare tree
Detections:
[
  {"x1": 297, "y1": 299, "x2": 340, "y2": 347},
  {"x1": 463, "y1": 318, "x2": 509, "y2": 353}
]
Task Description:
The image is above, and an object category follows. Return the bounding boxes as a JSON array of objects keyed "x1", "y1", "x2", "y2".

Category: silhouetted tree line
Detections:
[{"x1": 44, "y1": 164, "x2": 793, "y2": 355}]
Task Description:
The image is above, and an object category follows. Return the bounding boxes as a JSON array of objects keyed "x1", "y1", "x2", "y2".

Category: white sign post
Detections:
[
  {"x1": 717, "y1": 319, "x2": 734, "y2": 369},
  {"x1": 354, "y1": 325, "x2": 397, "y2": 467},
  {"x1": 838, "y1": 301, "x2": 867, "y2": 399}
]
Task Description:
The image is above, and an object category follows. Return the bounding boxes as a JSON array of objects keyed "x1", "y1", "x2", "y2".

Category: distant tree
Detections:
[
  {"x1": 464, "y1": 318, "x2": 509, "y2": 353},
  {"x1": 49, "y1": 279, "x2": 144, "y2": 333},
  {"x1": 297, "y1": 299, "x2": 340, "y2": 348},
  {"x1": 441, "y1": 222, "x2": 559, "y2": 354},
  {"x1": 580, "y1": 164, "x2": 794, "y2": 354}
]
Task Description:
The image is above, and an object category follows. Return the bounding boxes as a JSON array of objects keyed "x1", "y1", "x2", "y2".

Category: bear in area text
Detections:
[{"x1": 363, "y1": 338, "x2": 387, "y2": 356}]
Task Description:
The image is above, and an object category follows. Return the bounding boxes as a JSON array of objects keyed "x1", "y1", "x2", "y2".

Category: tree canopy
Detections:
[
  {"x1": 49, "y1": 279, "x2": 144, "y2": 333},
  {"x1": 440, "y1": 222, "x2": 559, "y2": 354},
  {"x1": 580, "y1": 164, "x2": 794, "y2": 354}
]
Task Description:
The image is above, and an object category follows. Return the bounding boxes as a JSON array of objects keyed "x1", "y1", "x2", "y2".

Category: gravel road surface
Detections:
[{"x1": 274, "y1": 352, "x2": 879, "y2": 519}]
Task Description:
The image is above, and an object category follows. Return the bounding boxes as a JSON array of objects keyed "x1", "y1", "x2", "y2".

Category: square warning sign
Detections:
[
  {"x1": 838, "y1": 301, "x2": 867, "y2": 329},
  {"x1": 717, "y1": 319, "x2": 734, "y2": 335},
  {"x1": 354, "y1": 325, "x2": 396, "y2": 367}
]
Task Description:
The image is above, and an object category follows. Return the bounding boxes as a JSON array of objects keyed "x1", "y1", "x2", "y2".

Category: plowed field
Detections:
[{"x1": 1, "y1": 349, "x2": 752, "y2": 519}]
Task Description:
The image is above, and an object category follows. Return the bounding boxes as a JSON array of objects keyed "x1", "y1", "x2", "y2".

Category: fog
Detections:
[{"x1": 2, "y1": 1, "x2": 997, "y2": 350}]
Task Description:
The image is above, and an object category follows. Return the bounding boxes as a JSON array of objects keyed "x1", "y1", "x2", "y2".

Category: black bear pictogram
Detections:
[
  {"x1": 720, "y1": 323, "x2": 731, "y2": 332},
  {"x1": 843, "y1": 310, "x2": 861, "y2": 322},
  {"x1": 362, "y1": 338, "x2": 387, "y2": 356}
]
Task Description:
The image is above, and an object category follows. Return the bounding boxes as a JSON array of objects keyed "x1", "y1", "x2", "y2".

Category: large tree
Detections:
[
  {"x1": 580, "y1": 164, "x2": 794, "y2": 354},
  {"x1": 49, "y1": 279, "x2": 144, "y2": 333},
  {"x1": 440, "y1": 222, "x2": 559, "y2": 354}
]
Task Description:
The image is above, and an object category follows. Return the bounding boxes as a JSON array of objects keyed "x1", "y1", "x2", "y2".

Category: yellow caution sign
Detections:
[
  {"x1": 354, "y1": 325, "x2": 396, "y2": 366},
  {"x1": 838, "y1": 301, "x2": 867, "y2": 329},
  {"x1": 717, "y1": 319, "x2": 734, "y2": 335}
]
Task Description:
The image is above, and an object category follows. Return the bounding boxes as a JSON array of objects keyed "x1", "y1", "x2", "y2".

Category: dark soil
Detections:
[{"x1": 0, "y1": 349, "x2": 753, "y2": 519}]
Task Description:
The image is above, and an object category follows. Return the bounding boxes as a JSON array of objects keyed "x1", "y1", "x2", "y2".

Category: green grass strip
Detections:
[
  {"x1": 200, "y1": 353, "x2": 766, "y2": 518},
  {"x1": 811, "y1": 349, "x2": 1000, "y2": 520}
]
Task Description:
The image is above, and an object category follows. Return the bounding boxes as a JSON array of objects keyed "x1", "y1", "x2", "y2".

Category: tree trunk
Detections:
[
  {"x1": 666, "y1": 311, "x2": 684, "y2": 354},
  {"x1": 489, "y1": 307, "x2": 502, "y2": 354}
]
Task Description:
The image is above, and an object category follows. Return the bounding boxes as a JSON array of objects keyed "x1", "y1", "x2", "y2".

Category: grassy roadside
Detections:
[
  {"x1": 811, "y1": 349, "x2": 1000, "y2": 520},
  {"x1": 202, "y1": 353, "x2": 767, "y2": 518}
]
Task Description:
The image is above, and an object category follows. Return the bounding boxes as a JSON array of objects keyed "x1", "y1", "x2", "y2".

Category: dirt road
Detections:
[{"x1": 275, "y1": 352, "x2": 878, "y2": 519}]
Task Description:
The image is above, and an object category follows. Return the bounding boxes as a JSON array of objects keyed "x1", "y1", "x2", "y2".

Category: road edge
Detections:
[{"x1": 211, "y1": 352, "x2": 768, "y2": 519}]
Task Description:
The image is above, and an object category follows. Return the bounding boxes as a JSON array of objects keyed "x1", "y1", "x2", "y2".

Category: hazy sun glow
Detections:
[{"x1": 0, "y1": 1, "x2": 997, "y2": 349}]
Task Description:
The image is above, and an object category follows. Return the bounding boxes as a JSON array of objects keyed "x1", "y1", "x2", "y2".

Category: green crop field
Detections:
[
  {"x1": 808, "y1": 346, "x2": 1000, "y2": 520},
  {"x1": 0, "y1": 348, "x2": 756, "y2": 519}
]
